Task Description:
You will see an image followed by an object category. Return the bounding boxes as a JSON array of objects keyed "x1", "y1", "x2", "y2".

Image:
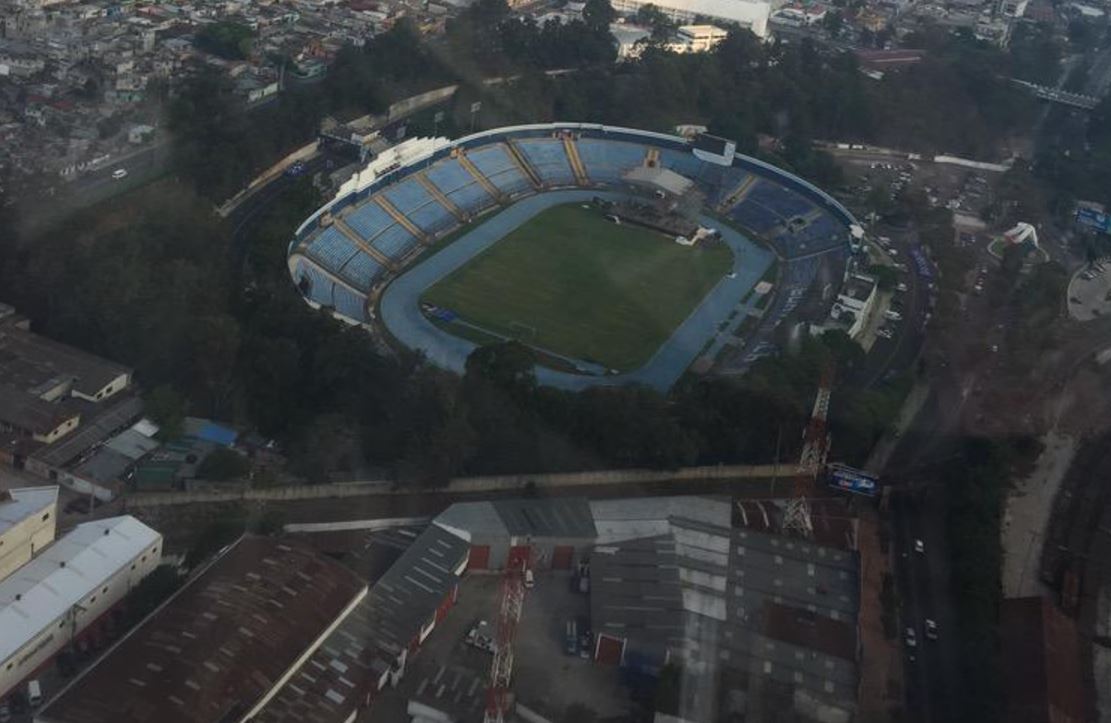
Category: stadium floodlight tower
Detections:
[{"x1": 782, "y1": 365, "x2": 835, "y2": 538}]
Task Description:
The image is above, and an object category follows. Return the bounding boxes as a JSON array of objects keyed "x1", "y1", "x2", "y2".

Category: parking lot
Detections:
[
  {"x1": 364, "y1": 571, "x2": 630, "y2": 722},
  {"x1": 1068, "y1": 259, "x2": 1111, "y2": 321}
]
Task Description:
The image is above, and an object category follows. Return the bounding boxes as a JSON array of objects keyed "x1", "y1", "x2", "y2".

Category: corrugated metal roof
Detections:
[
  {"x1": 0, "y1": 516, "x2": 160, "y2": 666},
  {"x1": 254, "y1": 524, "x2": 470, "y2": 723},
  {"x1": 491, "y1": 498, "x2": 596, "y2": 538},
  {"x1": 105, "y1": 429, "x2": 160, "y2": 461},
  {"x1": 38, "y1": 537, "x2": 365, "y2": 723}
]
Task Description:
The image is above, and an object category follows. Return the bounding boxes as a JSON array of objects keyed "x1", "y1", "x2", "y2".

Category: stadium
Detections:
[{"x1": 288, "y1": 123, "x2": 861, "y2": 390}]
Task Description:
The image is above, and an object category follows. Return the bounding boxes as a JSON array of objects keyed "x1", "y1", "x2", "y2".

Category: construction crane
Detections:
[
  {"x1": 483, "y1": 551, "x2": 529, "y2": 723},
  {"x1": 782, "y1": 365, "x2": 835, "y2": 539}
]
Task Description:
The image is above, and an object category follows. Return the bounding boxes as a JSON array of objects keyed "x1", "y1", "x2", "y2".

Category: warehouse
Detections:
[
  {"x1": 436, "y1": 498, "x2": 597, "y2": 572},
  {"x1": 36, "y1": 536, "x2": 366, "y2": 723},
  {"x1": 253, "y1": 522, "x2": 470, "y2": 723},
  {"x1": 0, "y1": 515, "x2": 161, "y2": 701}
]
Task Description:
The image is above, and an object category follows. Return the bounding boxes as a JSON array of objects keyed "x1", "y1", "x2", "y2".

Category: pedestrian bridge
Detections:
[{"x1": 1011, "y1": 78, "x2": 1100, "y2": 110}]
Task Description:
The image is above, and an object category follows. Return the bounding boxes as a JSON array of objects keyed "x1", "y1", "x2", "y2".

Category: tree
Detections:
[
  {"x1": 193, "y1": 21, "x2": 256, "y2": 60},
  {"x1": 145, "y1": 385, "x2": 186, "y2": 440},
  {"x1": 582, "y1": 0, "x2": 615, "y2": 33},
  {"x1": 196, "y1": 448, "x2": 251, "y2": 481},
  {"x1": 635, "y1": 4, "x2": 676, "y2": 42}
]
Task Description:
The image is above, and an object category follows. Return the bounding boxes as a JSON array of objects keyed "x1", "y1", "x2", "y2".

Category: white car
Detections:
[
  {"x1": 877, "y1": 328, "x2": 894, "y2": 340},
  {"x1": 914, "y1": 539, "x2": 925, "y2": 554},
  {"x1": 895, "y1": 283, "x2": 908, "y2": 293},
  {"x1": 111, "y1": 168, "x2": 128, "y2": 180},
  {"x1": 884, "y1": 310, "x2": 903, "y2": 321},
  {"x1": 905, "y1": 627, "x2": 917, "y2": 648}
]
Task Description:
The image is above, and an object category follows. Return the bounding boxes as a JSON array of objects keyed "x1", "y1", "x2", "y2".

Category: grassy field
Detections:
[{"x1": 422, "y1": 203, "x2": 733, "y2": 370}]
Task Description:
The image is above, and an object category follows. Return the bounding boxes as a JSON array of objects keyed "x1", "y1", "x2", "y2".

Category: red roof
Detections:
[{"x1": 762, "y1": 602, "x2": 858, "y2": 661}]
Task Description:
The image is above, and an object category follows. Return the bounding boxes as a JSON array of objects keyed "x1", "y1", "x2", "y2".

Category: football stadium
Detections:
[{"x1": 288, "y1": 123, "x2": 861, "y2": 390}]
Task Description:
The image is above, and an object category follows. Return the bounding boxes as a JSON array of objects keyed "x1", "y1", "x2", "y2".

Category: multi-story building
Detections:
[{"x1": 609, "y1": 0, "x2": 773, "y2": 37}]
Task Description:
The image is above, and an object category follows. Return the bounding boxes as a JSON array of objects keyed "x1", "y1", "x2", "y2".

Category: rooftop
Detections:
[
  {"x1": 31, "y1": 394, "x2": 143, "y2": 469},
  {"x1": 0, "y1": 516, "x2": 160, "y2": 667},
  {"x1": 0, "y1": 385, "x2": 78, "y2": 436},
  {"x1": 254, "y1": 523, "x2": 470, "y2": 723},
  {"x1": 0, "y1": 485, "x2": 58, "y2": 537},
  {"x1": 1001, "y1": 596, "x2": 1090, "y2": 723},
  {"x1": 38, "y1": 536, "x2": 366, "y2": 723},
  {"x1": 436, "y1": 498, "x2": 597, "y2": 540},
  {"x1": 0, "y1": 324, "x2": 130, "y2": 400}
]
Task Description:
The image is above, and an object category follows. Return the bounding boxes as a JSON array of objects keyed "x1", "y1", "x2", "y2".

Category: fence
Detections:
[{"x1": 125, "y1": 463, "x2": 781, "y2": 507}]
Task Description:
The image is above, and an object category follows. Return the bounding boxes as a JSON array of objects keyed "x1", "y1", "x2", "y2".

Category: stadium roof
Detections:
[
  {"x1": 624, "y1": 165, "x2": 695, "y2": 196},
  {"x1": 0, "y1": 516, "x2": 159, "y2": 667},
  {"x1": 38, "y1": 537, "x2": 366, "y2": 723},
  {"x1": 0, "y1": 485, "x2": 57, "y2": 537},
  {"x1": 253, "y1": 523, "x2": 470, "y2": 723}
]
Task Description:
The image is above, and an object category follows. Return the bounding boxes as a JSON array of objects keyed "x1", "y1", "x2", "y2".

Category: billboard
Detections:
[
  {"x1": 826, "y1": 464, "x2": 880, "y2": 497},
  {"x1": 1077, "y1": 207, "x2": 1111, "y2": 234}
]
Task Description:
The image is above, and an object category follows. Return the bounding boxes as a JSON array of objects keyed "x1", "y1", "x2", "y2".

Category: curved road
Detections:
[{"x1": 378, "y1": 190, "x2": 774, "y2": 392}]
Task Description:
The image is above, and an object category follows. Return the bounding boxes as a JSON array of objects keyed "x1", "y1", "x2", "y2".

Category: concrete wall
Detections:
[
  {"x1": 0, "y1": 533, "x2": 162, "y2": 700},
  {"x1": 126, "y1": 464, "x2": 779, "y2": 507},
  {"x1": 0, "y1": 501, "x2": 56, "y2": 581}
]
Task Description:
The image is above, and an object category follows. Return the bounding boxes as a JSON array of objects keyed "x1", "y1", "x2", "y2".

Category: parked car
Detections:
[
  {"x1": 925, "y1": 619, "x2": 939, "y2": 640},
  {"x1": 111, "y1": 168, "x2": 128, "y2": 180}
]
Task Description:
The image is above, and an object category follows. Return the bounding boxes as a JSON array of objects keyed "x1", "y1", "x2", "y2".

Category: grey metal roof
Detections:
[
  {"x1": 0, "y1": 325, "x2": 130, "y2": 399},
  {"x1": 433, "y1": 500, "x2": 508, "y2": 539},
  {"x1": 104, "y1": 429, "x2": 160, "y2": 461},
  {"x1": 253, "y1": 523, "x2": 470, "y2": 723},
  {"x1": 491, "y1": 497, "x2": 596, "y2": 539},
  {"x1": 589, "y1": 520, "x2": 860, "y2": 712},
  {"x1": 32, "y1": 395, "x2": 143, "y2": 468},
  {"x1": 72, "y1": 446, "x2": 133, "y2": 484}
]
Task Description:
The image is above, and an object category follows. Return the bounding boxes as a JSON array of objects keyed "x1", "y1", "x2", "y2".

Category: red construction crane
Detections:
[
  {"x1": 483, "y1": 550, "x2": 529, "y2": 723},
  {"x1": 782, "y1": 364, "x2": 835, "y2": 538}
]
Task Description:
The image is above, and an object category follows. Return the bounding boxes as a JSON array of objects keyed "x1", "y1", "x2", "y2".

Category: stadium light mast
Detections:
[{"x1": 782, "y1": 365, "x2": 835, "y2": 538}]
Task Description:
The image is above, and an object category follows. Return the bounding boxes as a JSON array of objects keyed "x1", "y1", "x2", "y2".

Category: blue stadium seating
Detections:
[
  {"x1": 448, "y1": 183, "x2": 497, "y2": 216},
  {"x1": 515, "y1": 140, "x2": 575, "y2": 185},
  {"x1": 304, "y1": 226, "x2": 359, "y2": 272},
  {"x1": 331, "y1": 284, "x2": 368, "y2": 321},
  {"x1": 468, "y1": 145, "x2": 519, "y2": 179},
  {"x1": 426, "y1": 159, "x2": 474, "y2": 195},
  {"x1": 383, "y1": 178, "x2": 435, "y2": 216},
  {"x1": 291, "y1": 258, "x2": 336, "y2": 308},
  {"x1": 576, "y1": 140, "x2": 645, "y2": 182},
  {"x1": 730, "y1": 200, "x2": 783, "y2": 234},
  {"x1": 657, "y1": 149, "x2": 705, "y2": 179},
  {"x1": 747, "y1": 181, "x2": 814, "y2": 220},
  {"x1": 338, "y1": 251, "x2": 383, "y2": 289},
  {"x1": 371, "y1": 223, "x2": 419, "y2": 261},
  {"x1": 707, "y1": 168, "x2": 752, "y2": 207},
  {"x1": 484, "y1": 168, "x2": 531, "y2": 197},
  {"x1": 346, "y1": 203, "x2": 394, "y2": 241},
  {"x1": 409, "y1": 201, "x2": 456, "y2": 235}
]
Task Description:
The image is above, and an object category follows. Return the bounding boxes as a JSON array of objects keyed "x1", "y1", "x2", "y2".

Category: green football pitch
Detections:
[{"x1": 422, "y1": 203, "x2": 733, "y2": 371}]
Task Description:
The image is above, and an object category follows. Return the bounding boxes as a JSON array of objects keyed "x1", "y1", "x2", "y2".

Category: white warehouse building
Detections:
[
  {"x1": 610, "y1": 0, "x2": 773, "y2": 38},
  {"x1": 0, "y1": 515, "x2": 162, "y2": 700},
  {"x1": 0, "y1": 486, "x2": 58, "y2": 582}
]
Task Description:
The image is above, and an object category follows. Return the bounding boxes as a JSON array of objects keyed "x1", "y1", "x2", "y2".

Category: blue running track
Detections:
[{"x1": 379, "y1": 190, "x2": 774, "y2": 392}]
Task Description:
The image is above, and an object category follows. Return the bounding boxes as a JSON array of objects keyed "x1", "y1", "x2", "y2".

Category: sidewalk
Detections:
[{"x1": 857, "y1": 505, "x2": 902, "y2": 722}]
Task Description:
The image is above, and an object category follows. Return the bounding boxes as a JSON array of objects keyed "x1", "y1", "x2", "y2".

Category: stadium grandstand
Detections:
[{"x1": 288, "y1": 124, "x2": 860, "y2": 385}]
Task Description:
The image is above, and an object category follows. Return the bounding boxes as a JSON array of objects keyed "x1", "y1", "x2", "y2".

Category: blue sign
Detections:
[
  {"x1": 1077, "y1": 207, "x2": 1111, "y2": 234},
  {"x1": 910, "y1": 247, "x2": 933, "y2": 279},
  {"x1": 827, "y1": 464, "x2": 879, "y2": 497}
]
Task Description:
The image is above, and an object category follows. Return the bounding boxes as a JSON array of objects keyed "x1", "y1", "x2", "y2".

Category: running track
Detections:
[{"x1": 379, "y1": 190, "x2": 774, "y2": 392}]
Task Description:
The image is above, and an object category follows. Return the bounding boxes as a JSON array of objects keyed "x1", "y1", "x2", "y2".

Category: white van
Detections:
[
  {"x1": 28, "y1": 679, "x2": 42, "y2": 707},
  {"x1": 524, "y1": 569, "x2": 534, "y2": 589},
  {"x1": 111, "y1": 168, "x2": 128, "y2": 180}
]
